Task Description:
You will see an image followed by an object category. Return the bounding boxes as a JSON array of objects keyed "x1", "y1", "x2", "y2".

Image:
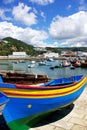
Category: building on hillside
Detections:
[
  {"x1": 43, "y1": 52, "x2": 59, "y2": 58},
  {"x1": 61, "y1": 51, "x2": 77, "y2": 57},
  {"x1": 34, "y1": 47, "x2": 46, "y2": 51},
  {"x1": 8, "y1": 52, "x2": 27, "y2": 58},
  {"x1": 77, "y1": 51, "x2": 87, "y2": 57}
]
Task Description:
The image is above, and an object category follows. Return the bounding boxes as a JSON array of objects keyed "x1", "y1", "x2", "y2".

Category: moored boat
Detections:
[
  {"x1": 70, "y1": 64, "x2": 75, "y2": 69},
  {"x1": 81, "y1": 62, "x2": 87, "y2": 68},
  {"x1": 0, "y1": 71, "x2": 49, "y2": 84},
  {"x1": 73, "y1": 60, "x2": 81, "y2": 67},
  {"x1": 28, "y1": 64, "x2": 35, "y2": 68},
  {"x1": 0, "y1": 75, "x2": 86, "y2": 130},
  {"x1": 38, "y1": 61, "x2": 47, "y2": 65},
  {"x1": 62, "y1": 60, "x2": 71, "y2": 67}
]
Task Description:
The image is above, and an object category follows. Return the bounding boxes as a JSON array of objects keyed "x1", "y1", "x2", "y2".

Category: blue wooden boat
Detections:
[
  {"x1": 0, "y1": 92, "x2": 9, "y2": 114},
  {"x1": 0, "y1": 75, "x2": 86, "y2": 130}
]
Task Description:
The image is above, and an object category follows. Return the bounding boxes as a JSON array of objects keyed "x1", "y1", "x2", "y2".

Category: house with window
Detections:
[{"x1": 43, "y1": 52, "x2": 59, "y2": 58}]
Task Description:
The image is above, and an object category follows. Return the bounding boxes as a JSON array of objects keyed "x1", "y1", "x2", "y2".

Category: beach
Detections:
[
  {"x1": 0, "y1": 85, "x2": 87, "y2": 130},
  {"x1": 30, "y1": 86, "x2": 87, "y2": 130}
]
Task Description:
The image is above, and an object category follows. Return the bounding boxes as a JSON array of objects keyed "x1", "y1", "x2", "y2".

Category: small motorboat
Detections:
[
  {"x1": 39, "y1": 61, "x2": 47, "y2": 65},
  {"x1": 28, "y1": 64, "x2": 35, "y2": 68},
  {"x1": 0, "y1": 75, "x2": 86, "y2": 130},
  {"x1": 70, "y1": 64, "x2": 75, "y2": 69},
  {"x1": 62, "y1": 60, "x2": 71, "y2": 67}
]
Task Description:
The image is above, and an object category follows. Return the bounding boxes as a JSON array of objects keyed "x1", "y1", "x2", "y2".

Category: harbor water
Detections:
[{"x1": 0, "y1": 60, "x2": 87, "y2": 79}]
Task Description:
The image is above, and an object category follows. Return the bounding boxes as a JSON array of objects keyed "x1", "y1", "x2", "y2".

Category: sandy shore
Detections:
[
  {"x1": 0, "y1": 86, "x2": 87, "y2": 130},
  {"x1": 30, "y1": 86, "x2": 87, "y2": 130}
]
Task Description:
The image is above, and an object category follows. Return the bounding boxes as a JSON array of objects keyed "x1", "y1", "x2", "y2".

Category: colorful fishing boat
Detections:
[
  {"x1": 0, "y1": 92, "x2": 9, "y2": 114},
  {"x1": 81, "y1": 62, "x2": 87, "y2": 68},
  {"x1": 61, "y1": 60, "x2": 71, "y2": 67},
  {"x1": 0, "y1": 75, "x2": 86, "y2": 130}
]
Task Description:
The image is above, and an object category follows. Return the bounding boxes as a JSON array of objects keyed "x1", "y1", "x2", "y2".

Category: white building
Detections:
[
  {"x1": 8, "y1": 52, "x2": 27, "y2": 58},
  {"x1": 77, "y1": 51, "x2": 87, "y2": 56},
  {"x1": 43, "y1": 52, "x2": 59, "y2": 58}
]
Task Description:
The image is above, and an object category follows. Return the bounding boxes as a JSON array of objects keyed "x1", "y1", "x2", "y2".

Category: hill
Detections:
[
  {"x1": 0, "y1": 37, "x2": 39, "y2": 56},
  {"x1": 0, "y1": 37, "x2": 87, "y2": 56}
]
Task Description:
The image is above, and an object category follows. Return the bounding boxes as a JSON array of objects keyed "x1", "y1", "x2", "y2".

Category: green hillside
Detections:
[
  {"x1": 0, "y1": 37, "x2": 39, "y2": 56},
  {"x1": 0, "y1": 37, "x2": 87, "y2": 56}
]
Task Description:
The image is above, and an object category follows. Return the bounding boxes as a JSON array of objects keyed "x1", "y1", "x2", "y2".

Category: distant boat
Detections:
[
  {"x1": 62, "y1": 60, "x2": 71, "y2": 67},
  {"x1": 70, "y1": 64, "x2": 75, "y2": 69},
  {"x1": 12, "y1": 61, "x2": 19, "y2": 64},
  {"x1": 39, "y1": 61, "x2": 47, "y2": 65},
  {"x1": 28, "y1": 64, "x2": 35, "y2": 68},
  {"x1": 19, "y1": 60, "x2": 25, "y2": 63},
  {"x1": 0, "y1": 75, "x2": 86, "y2": 130},
  {"x1": 47, "y1": 58, "x2": 54, "y2": 62},
  {"x1": 81, "y1": 62, "x2": 87, "y2": 68},
  {"x1": 73, "y1": 60, "x2": 81, "y2": 67},
  {"x1": 31, "y1": 61, "x2": 36, "y2": 64},
  {"x1": 28, "y1": 60, "x2": 36, "y2": 68},
  {"x1": 50, "y1": 65, "x2": 62, "y2": 69},
  {"x1": 50, "y1": 66, "x2": 55, "y2": 69}
]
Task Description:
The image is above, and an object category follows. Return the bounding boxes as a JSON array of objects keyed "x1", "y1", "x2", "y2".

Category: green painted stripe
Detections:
[{"x1": 7, "y1": 103, "x2": 72, "y2": 130}]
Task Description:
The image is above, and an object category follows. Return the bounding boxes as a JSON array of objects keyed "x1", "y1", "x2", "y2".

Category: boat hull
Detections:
[
  {"x1": 0, "y1": 92, "x2": 9, "y2": 114},
  {"x1": 2, "y1": 76, "x2": 86, "y2": 130}
]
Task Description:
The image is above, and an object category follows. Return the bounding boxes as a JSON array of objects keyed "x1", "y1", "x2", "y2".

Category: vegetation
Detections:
[
  {"x1": 0, "y1": 37, "x2": 38, "y2": 56},
  {"x1": 0, "y1": 37, "x2": 87, "y2": 56},
  {"x1": 46, "y1": 47, "x2": 87, "y2": 53}
]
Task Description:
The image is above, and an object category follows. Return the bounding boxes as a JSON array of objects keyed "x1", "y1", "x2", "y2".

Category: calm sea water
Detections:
[{"x1": 0, "y1": 60, "x2": 87, "y2": 79}]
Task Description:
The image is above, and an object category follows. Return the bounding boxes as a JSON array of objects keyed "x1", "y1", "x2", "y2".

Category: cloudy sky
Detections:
[{"x1": 0, "y1": 0, "x2": 87, "y2": 47}]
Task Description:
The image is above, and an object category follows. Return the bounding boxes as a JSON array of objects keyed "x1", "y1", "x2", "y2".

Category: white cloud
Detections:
[
  {"x1": 49, "y1": 11, "x2": 87, "y2": 47},
  {"x1": 40, "y1": 11, "x2": 46, "y2": 21},
  {"x1": 49, "y1": 41, "x2": 59, "y2": 47},
  {"x1": 0, "y1": 21, "x2": 49, "y2": 47},
  {"x1": 29, "y1": 0, "x2": 55, "y2": 5},
  {"x1": 61, "y1": 37, "x2": 87, "y2": 47},
  {"x1": 79, "y1": 0, "x2": 87, "y2": 11},
  {"x1": 12, "y1": 2, "x2": 37, "y2": 26},
  {"x1": 0, "y1": 8, "x2": 12, "y2": 21}
]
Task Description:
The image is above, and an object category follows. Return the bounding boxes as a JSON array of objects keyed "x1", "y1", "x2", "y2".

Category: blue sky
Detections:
[{"x1": 0, "y1": 0, "x2": 87, "y2": 47}]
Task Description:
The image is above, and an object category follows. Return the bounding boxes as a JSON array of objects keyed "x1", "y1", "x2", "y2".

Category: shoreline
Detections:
[{"x1": 0, "y1": 56, "x2": 67, "y2": 61}]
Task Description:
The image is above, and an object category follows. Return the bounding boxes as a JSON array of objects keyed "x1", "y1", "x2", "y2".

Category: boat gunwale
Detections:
[
  {"x1": 15, "y1": 76, "x2": 86, "y2": 90},
  {"x1": 0, "y1": 92, "x2": 9, "y2": 105},
  {"x1": 0, "y1": 77, "x2": 86, "y2": 99}
]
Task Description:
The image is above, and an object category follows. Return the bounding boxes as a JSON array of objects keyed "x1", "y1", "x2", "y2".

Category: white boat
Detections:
[
  {"x1": 31, "y1": 61, "x2": 36, "y2": 64},
  {"x1": 62, "y1": 60, "x2": 71, "y2": 67},
  {"x1": 28, "y1": 61, "x2": 36, "y2": 68},
  {"x1": 47, "y1": 58, "x2": 54, "y2": 62},
  {"x1": 28, "y1": 64, "x2": 35, "y2": 68},
  {"x1": 39, "y1": 61, "x2": 47, "y2": 65}
]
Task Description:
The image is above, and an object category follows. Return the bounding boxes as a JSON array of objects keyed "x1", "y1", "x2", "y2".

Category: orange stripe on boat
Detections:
[{"x1": 0, "y1": 77, "x2": 86, "y2": 98}]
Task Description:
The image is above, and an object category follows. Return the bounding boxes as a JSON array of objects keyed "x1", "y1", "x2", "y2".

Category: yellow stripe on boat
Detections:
[{"x1": 0, "y1": 76, "x2": 86, "y2": 98}]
